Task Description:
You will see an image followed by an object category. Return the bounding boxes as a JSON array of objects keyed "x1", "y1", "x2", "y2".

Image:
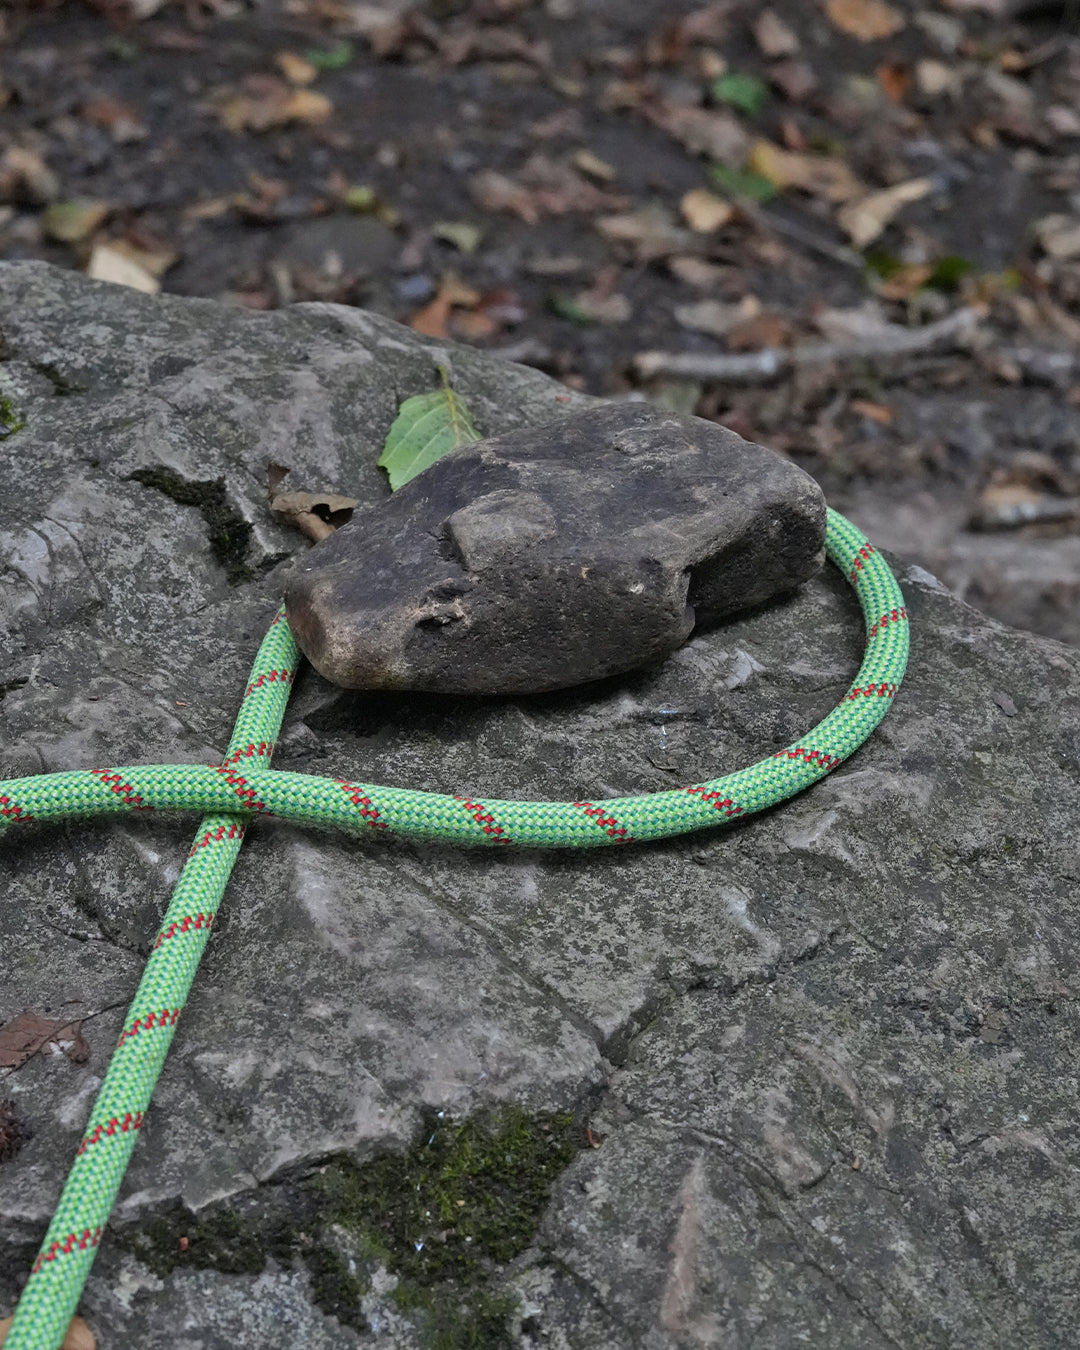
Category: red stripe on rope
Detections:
[
  {"x1": 572, "y1": 801, "x2": 631, "y2": 841},
  {"x1": 116, "y1": 1008, "x2": 180, "y2": 1048},
  {"x1": 775, "y1": 747, "x2": 839, "y2": 771},
  {"x1": 77, "y1": 1112, "x2": 144, "y2": 1155},
  {"x1": 0, "y1": 793, "x2": 33, "y2": 822},
  {"x1": 867, "y1": 607, "x2": 907, "y2": 640},
  {"x1": 455, "y1": 795, "x2": 511, "y2": 842},
  {"x1": 244, "y1": 669, "x2": 294, "y2": 698},
  {"x1": 188, "y1": 822, "x2": 245, "y2": 857},
  {"x1": 87, "y1": 770, "x2": 153, "y2": 812},
  {"x1": 336, "y1": 781, "x2": 390, "y2": 830},
  {"x1": 686, "y1": 785, "x2": 745, "y2": 817},
  {"x1": 847, "y1": 683, "x2": 898, "y2": 700},
  {"x1": 212, "y1": 766, "x2": 268, "y2": 813},
  {"x1": 154, "y1": 912, "x2": 214, "y2": 948},
  {"x1": 31, "y1": 1228, "x2": 102, "y2": 1273}
]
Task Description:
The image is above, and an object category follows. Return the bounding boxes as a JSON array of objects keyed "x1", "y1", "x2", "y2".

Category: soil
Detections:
[{"x1": 2, "y1": 0, "x2": 1080, "y2": 643}]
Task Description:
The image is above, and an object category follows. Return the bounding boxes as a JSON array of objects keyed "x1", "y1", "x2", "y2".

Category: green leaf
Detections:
[
  {"x1": 925, "y1": 255, "x2": 976, "y2": 292},
  {"x1": 707, "y1": 164, "x2": 778, "y2": 203},
  {"x1": 379, "y1": 368, "x2": 483, "y2": 491},
  {"x1": 710, "y1": 73, "x2": 769, "y2": 117},
  {"x1": 304, "y1": 41, "x2": 353, "y2": 70}
]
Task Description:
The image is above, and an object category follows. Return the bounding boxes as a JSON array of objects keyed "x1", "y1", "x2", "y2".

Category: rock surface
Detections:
[
  {"x1": 285, "y1": 403, "x2": 826, "y2": 694},
  {"x1": 2, "y1": 262, "x2": 1080, "y2": 1349}
]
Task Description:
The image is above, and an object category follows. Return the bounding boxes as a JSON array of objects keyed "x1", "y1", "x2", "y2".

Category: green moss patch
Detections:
[
  {"x1": 128, "y1": 466, "x2": 254, "y2": 582},
  {"x1": 113, "y1": 1106, "x2": 584, "y2": 1349},
  {"x1": 0, "y1": 395, "x2": 25, "y2": 437}
]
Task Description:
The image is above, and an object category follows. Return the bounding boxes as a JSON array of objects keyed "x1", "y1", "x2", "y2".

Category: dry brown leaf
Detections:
[
  {"x1": 81, "y1": 97, "x2": 147, "y2": 143},
  {"x1": 836, "y1": 177, "x2": 933, "y2": 248},
  {"x1": 409, "y1": 275, "x2": 482, "y2": 338},
  {"x1": 270, "y1": 490, "x2": 359, "y2": 542},
  {"x1": 725, "y1": 312, "x2": 792, "y2": 351},
  {"x1": 219, "y1": 79, "x2": 333, "y2": 133},
  {"x1": 0, "y1": 146, "x2": 60, "y2": 204},
  {"x1": 41, "y1": 200, "x2": 110, "y2": 244},
  {"x1": 876, "y1": 62, "x2": 910, "y2": 103},
  {"x1": 100, "y1": 237, "x2": 178, "y2": 278},
  {"x1": 0, "y1": 1314, "x2": 96, "y2": 1349},
  {"x1": 644, "y1": 103, "x2": 750, "y2": 167},
  {"x1": 666, "y1": 255, "x2": 733, "y2": 289},
  {"x1": 850, "y1": 398, "x2": 894, "y2": 424},
  {"x1": 572, "y1": 149, "x2": 617, "y2": 183},
  {"x1": 679, "y1": 188, "x2": 734, "y2": 232},
  {"x1": 469, "y1": 169, "x2": 540, "y2": 223},
  {"x1": 0, "y1": 1012, "x2": 88, "y2": 1069},
  {"x1": 915, "y1": 59, "x2": 957, "y2": 98},
  {"x1": 1035, "y1": 214, "x2": 1080, "y2": 261},
  {"x1": 825, "y1": 0, "x2": 905, "y2": 41},
  {"x1": 470, "y1": 156, "x2": 627, "y2": 223},
  {"x1": 86, "y1": 243, "x2": 160, "y2": 293},
  {"x1": 767, "y1": 59, "x2": 818, "y2": 102},
  {"x1": 596, "y1": 206, "x2": 691, "y2": 260},
  {"x1": 753, "y1": 9, "x2": 799, "y2": 58},
  {"x1": 674, "y1": 295, "x2": 761, "y2": 337},
  {"x1": 748, "y1": 140, "x2": 864, "y2": 202},
  {"x1": 276, "y1": 50, "x2": 318, "y2": 84},
  {"x1": 876, "y1": 262, "x2": 933, "y2": 300}
]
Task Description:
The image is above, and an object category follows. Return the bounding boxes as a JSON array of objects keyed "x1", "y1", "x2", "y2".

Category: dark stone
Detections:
[{"x1": 284, "y1": 403, "x2": 826, "y2": 694}]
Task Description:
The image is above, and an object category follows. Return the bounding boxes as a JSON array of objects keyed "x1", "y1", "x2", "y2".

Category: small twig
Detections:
[{"x1": 634, "y1": 306, "x2": 983, "y2": 382}]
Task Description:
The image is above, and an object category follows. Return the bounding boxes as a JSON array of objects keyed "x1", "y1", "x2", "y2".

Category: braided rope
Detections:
[{"x1": 2, "y1": 508, "x2": 908, "y2": 1347}]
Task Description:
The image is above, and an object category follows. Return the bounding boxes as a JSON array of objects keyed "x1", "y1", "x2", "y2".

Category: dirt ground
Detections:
[{"x1": 2, "y1": 0, "x2": 1080, "y2": 643}]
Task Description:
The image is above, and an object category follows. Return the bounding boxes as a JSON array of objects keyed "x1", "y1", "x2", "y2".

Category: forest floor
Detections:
[{"x1": 3, "y1": 0, "x2": 1080, "y2": 642}]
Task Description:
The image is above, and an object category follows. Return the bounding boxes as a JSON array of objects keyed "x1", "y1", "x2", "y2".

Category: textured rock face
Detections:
[
  {"x1": 285, "y1": 403, "x2": 826, "y2": 694},
  {"x1": 2, "y1": 263, "x2": 1080, "y2": 1349}
]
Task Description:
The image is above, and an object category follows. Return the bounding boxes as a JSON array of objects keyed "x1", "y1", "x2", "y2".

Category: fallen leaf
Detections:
[
  {"x1": 276, "y1": 50, "x2": 319, "y2": 85},
  {"x1": 825, "y1": 0, "x2": 905, "y2": 41},
  {"x1": 409, "y1": 275, "x2": 482, "y2": 339},
  {"x1": 837, "y1": 177, "x2": 933, "y2": 248},
  {"x1": 86, "y1": 243, "x2": 160, "y2": 293},
  {"x1": 711, "y1": 72, "x2": 769, "y2": 116},
  {"x1": 433, "y1": 220, "x2": 483, "y2": 254},
  {"x1": 270, "y1": 489, "x2": 359, "y2": 542},
  {"x1": 219, "y1": 78, "x2": 333, "y2": 133},
  {"x1": 100, "y1": 237, "x2": 178, "y2": 278},
  {"x1": 572, "y1": 148, "x2": 617, "y2": 182},
  {"x1": 81, "y1": 97, "x2": 147, "y2": 143},
  {"x1": 766, "y1": 59, "x2": 818, "y2": 102},
  {"x1": 303, "y1": 41, "x2": 353, "y2": 71},
  {"x1": 596, "y1": 205, "x2": 692, "y2": 260},
  {"x1": 0, "y1": 1012, "x2": 88, "y2": 1069},
  {"x1": 42, "y1": 200, "x2": 110, "y2": 244},
  {"x1": 379, "y1": 367, "x2": 483, "y2": 491},
  {"x1": 915, "y1": 59, "x2": 957, "y2": 98},
  {"x1": 667, "y1": 255, "x2": 733, "y2": 288},
  {"x1": 0, "y1": 146, "x2": 61, "y2": 204},
  {"x1": 644, "y1": 103, "x2": 750, "y2": 167},
  {"x1": 753, "y1": 9, "x2": 799, "y2": 57},
  {"x1": 876, "y1": 262, "x2": 933, "y2": 300},
  {"x1": 1035, "y1": 214, "x2": 1080, "y2": 261},
  {"x1": 679, "y1": 188, "x2": 734, "y2": 232},
  {"x1": 675, "y1": 4, "x2": 734, "y2": 45},
  {"x1": 725, "y1": 312, "x2": 792, "y2": 351},
  {"x1": 674, "y1": 295, "x2": 762, "y2": 337},
  {"x1": 748, "y1": 140, "x2": 864, "y2": 201},
  {"x1": 469, "y1": 155, "x2": 627, "y2": 223},
  {"x1": 876, "y1": 62, "x2": 910, "y2": 103},
  {"x1": 850, "y1": 398, "x2": 893, "y2": 424},
  {"x1": 0, "y1": 1313, "x2": 96, "y2": 1349},
  {"x1": 708, "y1": 163, "x2": 779, "y2": 202}
]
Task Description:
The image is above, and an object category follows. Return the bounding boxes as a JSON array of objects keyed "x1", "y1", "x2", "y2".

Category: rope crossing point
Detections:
[{"x1": 1, "y1": 507, "x2": 909, "y2": 1348}]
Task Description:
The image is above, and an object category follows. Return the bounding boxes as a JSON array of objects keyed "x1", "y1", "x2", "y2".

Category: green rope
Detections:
[{"x1": 1, "y1": 508, "x2": 908, "y2": 1347}]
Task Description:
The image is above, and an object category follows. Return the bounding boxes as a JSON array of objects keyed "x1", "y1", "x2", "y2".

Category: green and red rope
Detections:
[{"x1": 0, "y1": 507, "x2": 909, "y2": 1349}]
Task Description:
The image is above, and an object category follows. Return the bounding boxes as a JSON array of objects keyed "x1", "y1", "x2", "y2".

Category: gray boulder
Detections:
[
  {"x1": 285, "y1": 403, "x2": 826, "y2": 694},
  {"x1": 1, "y1": 262, "x2": 1079, "y2": 1350}
]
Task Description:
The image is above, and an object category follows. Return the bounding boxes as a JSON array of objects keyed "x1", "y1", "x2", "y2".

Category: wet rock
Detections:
[{"x1": 284, "y1": 403, "x2": 826, "y2": 694}]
